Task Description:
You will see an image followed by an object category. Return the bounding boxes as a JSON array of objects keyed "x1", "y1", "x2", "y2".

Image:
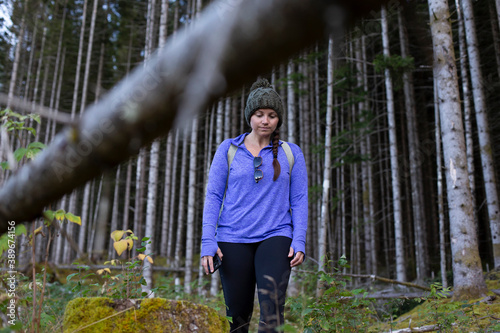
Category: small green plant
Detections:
[
  {"x1": 95, "y1": 229, "x2": 155, "y2": 299},
  {"x1": 286, "y1": 255, "x2": 375, "y2": 332},
  {"x1": 66, "y1": 263, "x2": 97, "y2": 297},
  {"x1": 0, "y1": 108, "x2": 46, "y2": 170}
]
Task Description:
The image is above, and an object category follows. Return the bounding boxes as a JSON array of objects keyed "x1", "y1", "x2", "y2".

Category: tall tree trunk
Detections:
[
  {"x1": 174, "y1": 132, "x2": 188, "y2": 290},
  {"x1": 161, "y1": 133, "x2": 174, "y2": 256},
  {"x1": 362, "y1": 35, "x2": 377, "y2": 274},
  {"x1": 23, "y1": 13, "x2": 38, "y2": 103},
  {"x1": 7, "y1": 4, "x2": 27, "y2": 109},
  {"x1": 381, "y1": 5, "x2": 406, "y2": 282},
  {"x1": 93, "y1": 175, "x2": 111, "y2": 261},
  {"x1": 71, "y1": 0, "x2": 88, "y2": 119},
  {"x1": 455, "y1": 0, "x2": 479, "y2": 239},
  {"x1": 398, "y1": 8, "x2": 429, "y2": 280},
  {"x1": 142, "y1": 0, "x2": 159, "y2": 294},
  {"x1": 489, "y1": 0, "x2": 500, "y2": 80},
  {"x1": 356, "y1": 36, "x2": 372, "y2": 274},
  {"x1": 287, "y1": 59, "x2": 295, "y2": 143},
  {"x1": 495, "y1": 0, "x2": 500, "y2": 35},
  {"x1": 51, "y1": 48, "x2": 66, "y2": 143},
  {"x1": 94, "y1": 43, "x2": 105, "y2": 102},
  {"x1": 79, "y1": 0, "x2": 99, "y2": 115},
  {"x1": 133, "y1": 149, "x2": 147, "y2": 244},
  {"x1": 123, "y1": 161, "x2": 132, "y2": 231},
  {"x1": 167, "y1": 131, "x2": 180, "y2": 263},
  {"x1": 184, "y1": 117, "x2": 198, "y2": 294},
  {"x1": 109, "y1": 166, "x2": 121, "y2": 259},
  {"x1": 434, "y1": 80, "x2": 448, "y2": 289},
  {"x1": 318, "y1": 36, "x2": 334, "y2": 284},
  {"x1": 460, "y1": 0, "x2": 500, "y2": 269},
  {"x1": 428, "y1": 0, "x2": 488, "y2": 299},
  {"x1": 31, "y1": 26, "x2": 47, "y2": 122},
  {"x1": 143, "y1": 139, "x2": 159, "y2": 293}
]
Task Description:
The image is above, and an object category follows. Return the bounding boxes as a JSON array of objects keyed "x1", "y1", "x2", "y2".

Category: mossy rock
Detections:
[{"x1": 63, "y1": 297, "x2": 229, "y2": 332}]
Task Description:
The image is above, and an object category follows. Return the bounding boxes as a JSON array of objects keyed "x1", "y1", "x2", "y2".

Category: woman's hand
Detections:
[
  {"x1": 288, "y1": 247, "x2": 305, "y2": 267},
  {"x1": 202, "y1": 247, "x2": 223, "y2": 275}
]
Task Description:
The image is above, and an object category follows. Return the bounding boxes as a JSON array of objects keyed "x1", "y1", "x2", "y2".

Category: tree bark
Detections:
[
  {"x1": 7, "y1": 3, "x2": 27, "y2": 109},
  {"x1": 184, "y1": 117, "x2": 198, "y2": 294},
  {"x1": 460, "y1": 0, "x2": 500, "y2": 269},
  {"x1": 287, "y1": 60, "x2": 296, "y2": 143},
  {"x1": 427, "y1": 0, "x2": 488, "y2": 299},
  {"x1": 381, "y1": 5, "x2": 406, "y2": 282},
  {"x1": 434, "y1": 80, "x2": 448, "y2": 289},
  {"x1": 79, "y1": 0, "x2": 99, "y2": 115},
  {"x1": 70, "y1": 0, "x2": 88, "y2": 119},
  {"x1": 318, "y1": 36, "x2": 334, "y2": 281}
]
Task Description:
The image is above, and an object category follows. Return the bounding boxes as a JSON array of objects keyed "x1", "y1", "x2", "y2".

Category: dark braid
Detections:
[{"x1": 272, "y1": 128, "x2": 281, "y2": 181}]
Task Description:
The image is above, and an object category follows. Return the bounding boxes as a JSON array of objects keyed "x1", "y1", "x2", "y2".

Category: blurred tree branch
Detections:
[{"x1": 0, "y1": 0, "x2": 395, "y2": 233}]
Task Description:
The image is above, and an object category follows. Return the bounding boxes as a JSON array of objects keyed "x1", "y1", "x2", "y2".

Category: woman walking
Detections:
[{"x1": 201, "y1": 78, "x2": 308, "y2": 332}]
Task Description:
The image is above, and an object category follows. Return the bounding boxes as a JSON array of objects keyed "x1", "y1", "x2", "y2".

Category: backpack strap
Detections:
[
  {"x1": 219, "y1": 144, "x2": 238, "y2": 218},
  {"x1": 281, "y1": 141, "x2": 295, "y2": 175},
  {"x1": 220, "y1": 142, "x2": 294, "y2": 217}
]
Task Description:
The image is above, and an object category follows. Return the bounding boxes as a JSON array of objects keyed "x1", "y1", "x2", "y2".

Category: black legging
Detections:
[{"x1": 218, "y1": 236, "x2": 292, "y2": 333}]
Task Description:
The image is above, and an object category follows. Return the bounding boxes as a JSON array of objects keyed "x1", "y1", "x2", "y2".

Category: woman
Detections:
[{"x1": 201, "y1": 78, "x2": 308, "y2": 333}]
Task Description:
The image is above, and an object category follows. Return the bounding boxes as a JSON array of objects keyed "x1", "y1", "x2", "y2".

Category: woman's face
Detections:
[{"x1": 250, "y1": 108, "x2": 279, "y2": 137}]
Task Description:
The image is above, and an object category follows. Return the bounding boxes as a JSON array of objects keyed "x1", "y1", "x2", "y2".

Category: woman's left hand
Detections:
[{"x1": 288, "y1": 248, "x2": 305, "y2": 267}]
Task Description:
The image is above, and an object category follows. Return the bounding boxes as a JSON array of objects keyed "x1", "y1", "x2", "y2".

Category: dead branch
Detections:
[
  {"x1": 0, "y1": 0, "x2": 396, "y2": 233},
  {"x1": 343, "y1": 273, "x2": 431, "y2": 291},
  {"x1": 385, "y1": 324, "x2": 443, "y2": 332},
  {"x1": 296, "y1": 269, "x2": 431, "y2": 291}
]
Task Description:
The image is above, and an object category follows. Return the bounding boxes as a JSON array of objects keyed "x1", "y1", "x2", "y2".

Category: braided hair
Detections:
[{"x1": 272, "y1": 128, "x2": 281, "y2": 181}]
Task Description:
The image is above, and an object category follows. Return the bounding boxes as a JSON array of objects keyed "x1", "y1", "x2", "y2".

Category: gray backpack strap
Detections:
[
  {"x1": 227, "y1": 144, "x2": 238, "y2": 169},
  {"x1": 219, "y1": 144, "x2": 238, "y2": 218},
  {"x1": 281, "y1": 141, "x2": 294, "y2": 175}
]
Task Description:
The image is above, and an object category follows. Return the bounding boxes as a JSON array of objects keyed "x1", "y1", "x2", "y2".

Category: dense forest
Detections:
[{"x1": 1, "y1": 0, "x2": 500, "y2": 303}]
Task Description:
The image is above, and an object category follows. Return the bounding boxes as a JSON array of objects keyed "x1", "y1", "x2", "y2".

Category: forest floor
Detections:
[
  {"x1": 365, "y1": 270, "x2": 500, "y2": 332},
  {"x1": 8, "y1": 265, "x2": 500, "y2": 332}
]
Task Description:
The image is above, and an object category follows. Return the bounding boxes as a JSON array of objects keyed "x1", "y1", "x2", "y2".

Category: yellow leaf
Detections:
[
  {"x1": 113, "y1": 239, "x2": 129, "y2": 256},
  {"x1": 125, "y1": 238, "x2": 133, "y2": 250},
  {"x1": 110, "y1": 230, "x2": 125, "y2": 242},
  {"x1": 33, "y1": 226, "x2": 43, "y2": 236},
  {"x1": 138, "y1": 254, "x2": 154, "y2": 264},
  {"x1": 65, "y1": 212, "x2": 81, "y2": 225},
  {"x1": 54, "y1": 209, "x2": 65, "y2": 221}
]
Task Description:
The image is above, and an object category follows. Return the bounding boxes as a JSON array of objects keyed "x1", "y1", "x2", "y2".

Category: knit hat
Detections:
[{"x1": 244, "y1": 78, "x2": 284, "y2": 128}]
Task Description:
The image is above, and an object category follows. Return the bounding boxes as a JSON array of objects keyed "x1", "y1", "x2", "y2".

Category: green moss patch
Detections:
[
  {"x1": 369, "y1": 295, "x2": 500, "y2": 332},
  {"x1": 63, "y1": 297, "x2": 229, "y2": 332}
]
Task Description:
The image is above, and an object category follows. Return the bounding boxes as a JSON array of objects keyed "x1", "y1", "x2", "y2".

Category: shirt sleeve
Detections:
[
  {"x1": 289, "y1": 146, "x2": 308, "y2": 255},
  {"x1": 201, "y1": 141, "x2": 230, "y2": 257}
]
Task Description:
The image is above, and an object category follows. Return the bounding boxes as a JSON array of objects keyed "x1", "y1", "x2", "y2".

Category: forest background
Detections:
[{"x1": 1, "y1": 0, "x2": 500, "y2": 307}]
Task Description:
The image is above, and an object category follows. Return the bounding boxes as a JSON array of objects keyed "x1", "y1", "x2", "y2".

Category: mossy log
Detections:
[{"x1": 63, "y1": 297, "x2": 229, "y2": 333}]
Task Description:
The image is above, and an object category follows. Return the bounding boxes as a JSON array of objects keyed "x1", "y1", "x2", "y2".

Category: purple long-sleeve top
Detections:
[{"x1": 201, "y1": 133, "x2": 308, "y2": 258}]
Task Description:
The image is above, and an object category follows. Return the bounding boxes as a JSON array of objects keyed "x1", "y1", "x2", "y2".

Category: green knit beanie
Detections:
[{"x1": 244, "y1": 78, "x2": 283, "y2": 128}]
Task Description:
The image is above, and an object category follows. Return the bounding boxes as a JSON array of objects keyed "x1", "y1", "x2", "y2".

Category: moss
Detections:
[
  {"x1": 63, "y1": 297, "x2": 229, "y2": 332},
  {"x1": 368, "y1": 295, "x2": 500, "y2": 332}
]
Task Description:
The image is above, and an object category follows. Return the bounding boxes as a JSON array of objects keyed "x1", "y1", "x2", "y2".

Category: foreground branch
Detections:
[{"x1": 0, "y1": 0, "x2": 395, "y2": 233}]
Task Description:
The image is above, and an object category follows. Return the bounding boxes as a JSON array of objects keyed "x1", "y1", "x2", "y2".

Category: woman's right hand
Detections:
[{"x1": 202, "y1": 247, "x2": 223, "y2": 275}]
